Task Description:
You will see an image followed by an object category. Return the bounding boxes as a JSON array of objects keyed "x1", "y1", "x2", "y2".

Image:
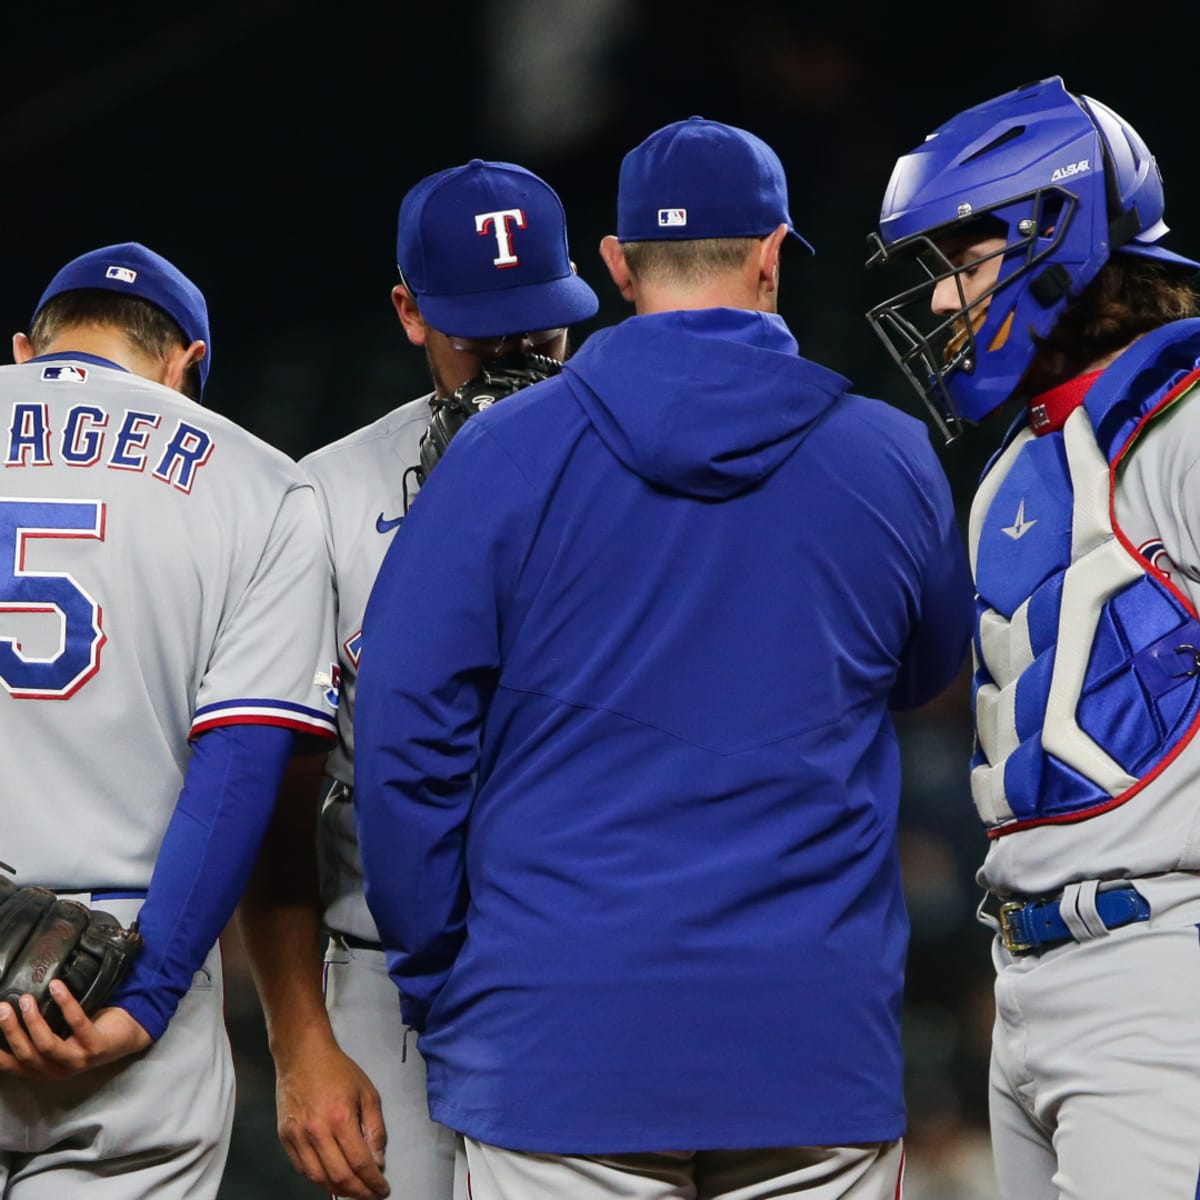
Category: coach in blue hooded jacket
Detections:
[{"x1": 355, "y1": 117, "x2": 973, "y2": 1200}]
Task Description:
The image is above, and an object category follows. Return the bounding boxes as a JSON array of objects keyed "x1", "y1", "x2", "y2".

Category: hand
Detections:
[
  {"x1": 0, "y1": 980, "x2": 152, "y2": 1080},
  {"x1": 275, "y1": 1035, "x2": 389, "y2": 1199}
]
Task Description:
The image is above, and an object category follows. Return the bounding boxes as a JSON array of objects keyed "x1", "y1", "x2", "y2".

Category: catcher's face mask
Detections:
[
  {"x1": 865, "y1": 227, "x2": 1013, "y2": 440},
  {"x1": 865, "y1": 75, "x2": 1200, "y2": 440}
]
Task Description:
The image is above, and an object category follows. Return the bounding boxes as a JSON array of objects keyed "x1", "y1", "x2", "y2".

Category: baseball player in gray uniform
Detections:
[
  {"x1": 868, "y1": 78, "x2": 1200, "y2": 1197},
  {"x1": 0, "y1": 242, "x2": 338, "y2": 1198},
  {"x1": 237, "y1": 159, "x2": 598, "y2": 1200}
]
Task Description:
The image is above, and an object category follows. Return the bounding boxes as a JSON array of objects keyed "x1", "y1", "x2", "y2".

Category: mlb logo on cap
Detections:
[
  {"x1": 32, "y1": 243, "x2": 213, "y2": 394},
  {"x1": 618, "y1": 116, "x2": 814, "y2": 253}
]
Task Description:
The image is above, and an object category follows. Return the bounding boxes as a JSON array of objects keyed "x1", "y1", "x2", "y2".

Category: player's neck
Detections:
[
  {"x1": 632, "y1": 270, "x2": 768, "y2": 317},
  {"x1": 33, "y1": 328, "x2": 163, "y2": 384}
]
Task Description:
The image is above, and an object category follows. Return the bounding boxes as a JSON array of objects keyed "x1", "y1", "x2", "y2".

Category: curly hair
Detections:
[{"x1": 1020, "y1": 257, "x2": 1199, "y2": 397}]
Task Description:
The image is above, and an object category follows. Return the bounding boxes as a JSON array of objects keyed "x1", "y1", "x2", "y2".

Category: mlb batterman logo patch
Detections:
[
  {"x1": 658, "y1": 208, "x2": 687, "y2": 227},
  {"x1": 105, "y1": 266, "x2": 137, "y2": 283},
  {"x1": 40, "y1": 365, "x2": 88, "y2": 383}
]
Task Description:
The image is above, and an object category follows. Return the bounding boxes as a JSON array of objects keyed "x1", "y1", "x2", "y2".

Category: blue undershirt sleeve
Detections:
[{"x1": 107, "y1": 723, "x2": 296, "y2": 1039}]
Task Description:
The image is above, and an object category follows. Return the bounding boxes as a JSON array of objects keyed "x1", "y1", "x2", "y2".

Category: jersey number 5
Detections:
[{"x1": 0, "y1": 498, "x2": 106, "y2": 699}]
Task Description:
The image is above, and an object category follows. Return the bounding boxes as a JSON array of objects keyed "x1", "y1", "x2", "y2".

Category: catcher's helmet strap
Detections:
[
  {"x1": 1030, "y1": 263, "x2": 1073, "y2": 307},
  {"x1": 1031, "y1": 207, "x2": 1140, "y2": 308},
  {"x1": 1109, "y1": 206, "x2": 1141, "y2": 251}
]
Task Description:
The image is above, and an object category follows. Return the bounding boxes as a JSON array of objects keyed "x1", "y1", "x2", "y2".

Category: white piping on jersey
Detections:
[{"x1": 190, "y1": 704, "x2": 336, "y2": 738}]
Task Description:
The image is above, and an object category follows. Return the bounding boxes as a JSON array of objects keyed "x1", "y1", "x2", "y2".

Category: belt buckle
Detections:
[{"x1": 999, "y1": 900, "x2": 1034, "y2": 954}]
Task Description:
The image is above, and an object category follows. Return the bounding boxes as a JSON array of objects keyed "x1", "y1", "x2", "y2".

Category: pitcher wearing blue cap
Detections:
[
  {"x1": 351, "y1": 117, "x2": 973, "y2": 1199},
  {"x1": 0, "y1": 241, "x2": 340, "y2": 1199},
  {"x1": 867, "y1": 77, "x2": 1200, "y2": 1200},
  {"x1": 237, "y1": 160, "x2": 598, "y2": 1200}
]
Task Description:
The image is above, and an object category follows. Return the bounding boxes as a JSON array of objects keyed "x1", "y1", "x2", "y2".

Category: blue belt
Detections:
[{"x1": 999, "y1": 885, "x2": 1151, "y2": 955}]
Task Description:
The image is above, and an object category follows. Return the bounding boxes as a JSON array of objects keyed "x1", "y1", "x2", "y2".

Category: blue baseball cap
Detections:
[
  {"x1": 617, "y1": 116, "x2": 814, "y2": 252},
  {"x1": 33, "y1": 242, "x2": 212, "y2": 394},
  {"x1": 396, "y1": 159, "x2": 599, "y2": 338}
]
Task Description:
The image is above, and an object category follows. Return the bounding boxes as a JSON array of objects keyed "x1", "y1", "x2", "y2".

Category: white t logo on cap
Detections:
[{"x1": 476, "y1": 208, "x2": 527, "y2": 268}]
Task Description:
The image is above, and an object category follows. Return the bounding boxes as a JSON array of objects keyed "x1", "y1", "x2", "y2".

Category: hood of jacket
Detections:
[{"x1": 562, "y1": 307, "x2": 849, "y2": 498}]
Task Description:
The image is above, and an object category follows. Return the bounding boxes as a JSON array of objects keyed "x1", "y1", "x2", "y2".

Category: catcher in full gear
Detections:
[
  {"x1": 867, "y1": 76, "x2": 1200, "y2": 1198},
  {"x1": 237, "y1": 158, "x2": 597, "y2": 1200}
]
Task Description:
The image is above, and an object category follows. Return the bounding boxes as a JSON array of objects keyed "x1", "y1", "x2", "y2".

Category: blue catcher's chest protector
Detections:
[{"x1": 970, "y1": 320, "x2": 1200, "y2": 834}]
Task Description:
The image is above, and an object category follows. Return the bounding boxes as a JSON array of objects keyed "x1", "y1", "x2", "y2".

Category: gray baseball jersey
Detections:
[
  {"x1": 0, "y1": 354, "x2": 337, "y2": 1200},
  {"x1": 303, "y1": 393, "x2": 458, "y2": 1200},
  {"x1": 0, "y1": 357, "x2": 339, "y2": 890},
  {"x1": 301, "y1": 393, "x2": 431, "y2": 942}
]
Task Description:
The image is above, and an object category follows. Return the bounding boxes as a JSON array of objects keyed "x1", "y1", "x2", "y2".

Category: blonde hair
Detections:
[{"x1": 620, "y1": 237, "x2": 758, "y2": 285}]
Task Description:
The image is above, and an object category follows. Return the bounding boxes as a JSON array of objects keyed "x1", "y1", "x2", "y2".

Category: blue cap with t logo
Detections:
[{"x1": 396, "y1": 159, "x2": 599, "y2": 339}]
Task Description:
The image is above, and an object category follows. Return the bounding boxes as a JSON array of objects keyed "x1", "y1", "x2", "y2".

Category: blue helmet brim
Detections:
[{"x1": 1118, "y1": 240, "x2": 1200, "y2": 274}]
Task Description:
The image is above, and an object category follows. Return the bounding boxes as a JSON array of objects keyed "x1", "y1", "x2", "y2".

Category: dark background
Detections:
[{"x1": 8, "y1": 2, "x2": 1198, "y2": 1194}]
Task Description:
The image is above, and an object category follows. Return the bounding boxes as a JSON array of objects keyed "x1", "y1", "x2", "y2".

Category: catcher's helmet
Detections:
[{"x1": 865, "y1": 75, "x2": 1200, "y2": 439}]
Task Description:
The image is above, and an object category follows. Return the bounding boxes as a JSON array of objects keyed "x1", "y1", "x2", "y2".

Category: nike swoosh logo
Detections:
[
  {"x1": 375, "y1": 513, "x2": 404, "y2": 534},
  {"x1": 1001, "y1": 499, "x2": 1037, "y2": 541}
]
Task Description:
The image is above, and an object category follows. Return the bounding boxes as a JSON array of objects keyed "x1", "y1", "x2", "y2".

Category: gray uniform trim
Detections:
[{"x1": 302, "y1": 394, "x2": 432, "y2": 942}]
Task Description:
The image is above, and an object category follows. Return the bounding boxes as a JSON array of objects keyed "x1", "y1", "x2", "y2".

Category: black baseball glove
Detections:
[
  {"x1": 417, "y1": 352, "x2": 563, "y2": 484},
  {"x1": 0, "y1": 878, "x2": 144, "y2": 1047}
]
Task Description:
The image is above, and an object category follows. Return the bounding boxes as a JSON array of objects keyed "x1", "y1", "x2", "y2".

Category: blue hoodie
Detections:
[{"x1": 355, "y1": 307, "x2": 973, "y2": 1153}]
